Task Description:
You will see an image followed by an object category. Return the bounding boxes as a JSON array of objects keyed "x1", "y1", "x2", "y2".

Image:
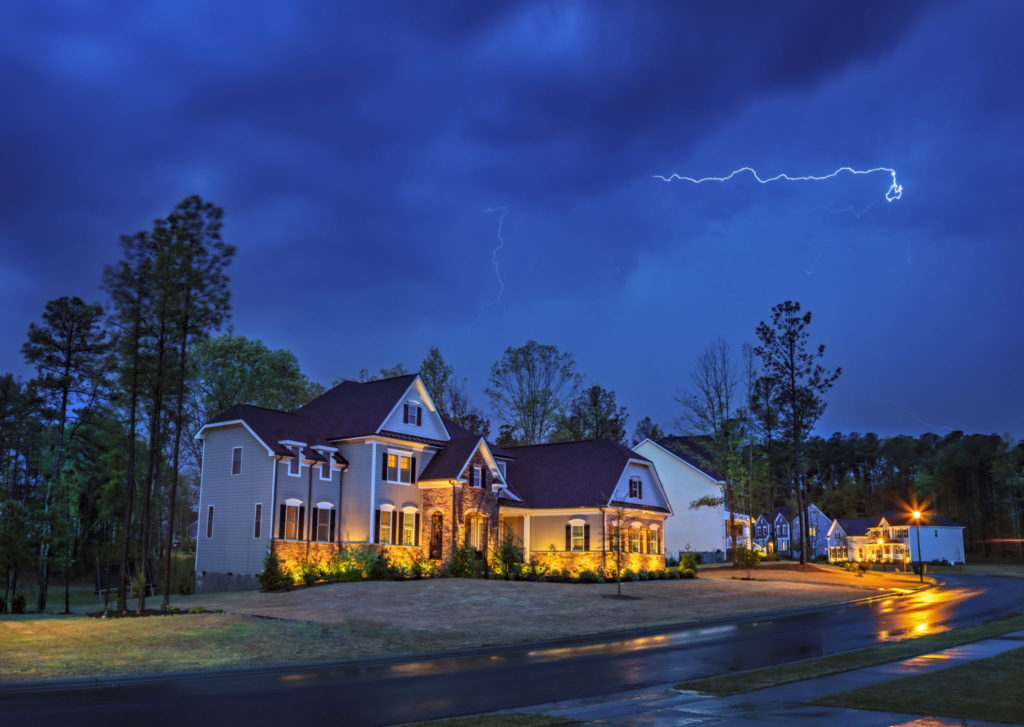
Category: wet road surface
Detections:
[{"x1": 1, "y1": 573, "x2": 1020, "y2": 726}]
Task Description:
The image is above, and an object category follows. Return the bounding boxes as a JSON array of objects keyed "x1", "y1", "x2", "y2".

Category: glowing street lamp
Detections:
[{"x1": 913, "y1": 510, "x2": 923, "y2": 583}]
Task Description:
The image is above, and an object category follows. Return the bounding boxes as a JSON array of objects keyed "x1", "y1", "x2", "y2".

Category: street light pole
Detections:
[{"x1": 913, "y1": 510, "x2": 923, "y2": 583}]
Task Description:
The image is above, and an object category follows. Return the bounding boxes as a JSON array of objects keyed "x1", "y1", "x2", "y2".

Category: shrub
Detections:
[
  {"x1": 258, "y1": 550, "x2": 292, "y2": 592},
  {"x1": 680, "y1": 568, "x2": 697, "y2": 579},
  {"x1": 657, "y1": 569, "x2": 667, "y2": 580},
  {"x1": 680, "y1": 550, "x2": 699, "y2": 572},
  {"x1": 521, "y1": 561, "x2": 546, "y2": 582},
  {"x1": 189, "y1": 606, "x2": 203, "y2": 614},
  {"x1": 295, "y1": 559, "x2": 320, "y2": 586},
  {"x1": 621, "y1": 569, "x2": 638, "y2": 582},
  {"x1": 368, "y1": 551, "x2": 392, "y2": 581},
  {"x1": 665, "y1": 555, "x2": 679, "y2": 567},
  {"x1": 447, "y1": 545, "x2": 479, "y2": 578},
  {"x1": 11, "y1": 592, "x2": 26, "y2": 613},
  {"x1": 734, "y1": 545, "x2": 762, "y2": 579},
  {"x1": 578, "y1": 569, "x2": 599, "y2": 584},
  {"x1": 667, "y1": 568, "x2": 680, "y2": 579},
  {"x1": 544, "y1": 569, "x2": 566, "y2": 583}
]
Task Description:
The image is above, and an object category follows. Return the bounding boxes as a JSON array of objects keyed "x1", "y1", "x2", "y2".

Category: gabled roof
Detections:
[
  {"x1": 419, "y1": 436, "x2": 482, "y2": 481},
  {"x1": 835, "y1": 517, "x2": 874, "y2": 537},
  {"x1": 502, "y1": 439, "x2": 653, "y2": 509},
  {"x1": 655, "y1": 435, "x2": 724, "y2": 481},
  {"x1": 206, "y1": 404, "x2": 306, "y2": 455},
  {"x1": 877, "y1": 510, "x2": 962, "y2": 528},
  {"x1": 295, "y1": 374, "x2": 420, "y2": 440}
]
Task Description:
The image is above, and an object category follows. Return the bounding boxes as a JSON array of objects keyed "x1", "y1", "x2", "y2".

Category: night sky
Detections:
[{"x1": 2, "y1": 2, "x2": 1021, "y2": 439}]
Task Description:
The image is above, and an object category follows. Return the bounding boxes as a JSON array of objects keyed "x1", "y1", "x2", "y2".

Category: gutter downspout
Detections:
[{"x1": 269, "y1": 455, "x2": 280, "y2": 551}]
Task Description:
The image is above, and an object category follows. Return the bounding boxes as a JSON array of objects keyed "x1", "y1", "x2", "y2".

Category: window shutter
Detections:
[
  {"x1": 403, "y1": 403, "x2": 409, "y2": 423},
  {"x1": 482, "y1": 467, "x2": 488, "y2": 488},
  {"x1": 565, "y1": 524, "x2": 571, "y2": 551},
  {"x1": 374, "y1": 508, "x2": 381, "y2": 544},
  {"x1": 311, "y1": 507, "x2": 318, "y2": 541},
  {"x1": 414, "y1": 513, "x2": 420, "y2": 546},
  {"x1": 411, "y1": 457, "x2": 417, "y2": 483},
  {"x1": 391, "y1": 510, "x2": 398, "y2": 545},
  {"x1": 584, "y1": 524, "x2": 590, "y2": 551},
  {"x1": 298, "y1": 507, "x2": 306, "y2": 541},
  {"x1": 279, "y1": 504, "x2": 286, "y2": 539},
  {"x1": 416, "y1": 407, "x2": 422, "y2": 426},
  {"x1": 329, "y1": 509, "x2": 336, "y2": 543},
  {"x1": 382, "y1": 452, "x2": 388, "y2": 481}
]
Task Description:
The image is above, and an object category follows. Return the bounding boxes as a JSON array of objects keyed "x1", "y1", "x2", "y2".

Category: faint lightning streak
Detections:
[
  {"x1": 655, "y1": 166, "x2": 903, "y2": 202},
  {"x1": 485, "y1": 206, "x2": 508, "y2": 309}
]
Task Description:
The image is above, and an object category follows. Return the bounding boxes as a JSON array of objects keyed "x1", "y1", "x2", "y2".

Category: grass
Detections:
[
  {"x1": 814, "y1": 645, "x2": 1024, "y2": 724},
  {"x1": 676, "y1": 613, "x2": 1024, "y2": 696},
  {"x1": 928, "y1": 562, "x2": 1024, "y2": 578},
  {"x1": 404, "y1": 715, "x2": 577, "y2": 727}
]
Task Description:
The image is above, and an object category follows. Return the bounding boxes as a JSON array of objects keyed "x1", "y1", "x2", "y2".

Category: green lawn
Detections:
[
  {"x1": 676, "y1": 613, "x2": 1024, "y2": 696},
  {"x1": 814, "y1": 646, "x2": 1024, "y2": 724}
]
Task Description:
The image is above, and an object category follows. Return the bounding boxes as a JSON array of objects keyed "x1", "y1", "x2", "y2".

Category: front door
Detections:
[{"x1": 429, "y1": 512, "x2": 443, "y2": 560}]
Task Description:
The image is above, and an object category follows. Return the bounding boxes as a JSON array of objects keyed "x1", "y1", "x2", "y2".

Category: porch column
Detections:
[{"x1": 523, "y1": 515, "x2": 531, "y2": 559}]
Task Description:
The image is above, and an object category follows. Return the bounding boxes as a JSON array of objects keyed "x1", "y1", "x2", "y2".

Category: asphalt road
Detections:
[{"x1": 1, "y1": 573, "x2": 1021, "y2": 726}]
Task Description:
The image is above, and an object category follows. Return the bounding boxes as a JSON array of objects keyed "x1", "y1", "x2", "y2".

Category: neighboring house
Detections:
[
  {"x1": 752, "y1": 508, "x2": 793, "y2": 556},
  {"x1": 194, "y1": 374, "x2": 671, "y2": 590},
  {"x1": 723, "y1": 511, "x2": 753, "y2": 554},
  {"x1": 790, "y1": 503, "x2": 832, "y2": 559},
  {"x1": 826, "y1": 512, "x2": 966, "y2": 565},
  {"x1": 632, "y1": 437, "x2": 725, "y2": 562},
  {"x1": 826, "y1": 517, "x2": 873, "y2": 562}
]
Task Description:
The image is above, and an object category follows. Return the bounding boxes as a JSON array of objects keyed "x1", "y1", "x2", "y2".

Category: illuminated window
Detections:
[
  {"x1": 316, "y1": 507, "x2": 331, "y2": 542},
  {"x1": 285, "y1": 505, "x2": 299, "y2": 539},
  {"x1": 253, "y1": 503, "x2": 262, "y2": 539},
  {"x1": 467, "y1": 516, "x2": 486, "y2": 551},
  {"x1": 571, "y1": 524, "x2": 584, "y2": 551},
  {"x1": 402, "y1": 511, "x2": 416, "y2": 546},
  {"x1": 609, "y1": 524, "x2": 621, "y2": 551},
  {"x1": 631, "y1": 527, "x2": 641, "y2": 553},
  {"x1": 628, "y1": 477, "x2": 642, "y2": 498},
  {"x1": 386, "y1": 452, "x2": 414, "y2": 483},
  {"x1": 231, "y1": 447, "x2": 242, "y2": 475},
  {"x1": 379, "y1": 509, "x2": 392, "y2": 545}
]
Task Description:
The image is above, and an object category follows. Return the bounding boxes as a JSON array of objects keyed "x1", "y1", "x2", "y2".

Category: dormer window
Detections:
[
  {"x1": 403, "y1": 402, "x2": 422, "y2": 426},
  {"x1": 628, "y1": 477, "x2": 642, "y2": 499},
  {"x1": 320, "y1": 454, "x2": 332, "y2": 481},
  {"x1": 471, "y1": 466, "x2": 482, "y2": 487},
  {"x1": 289, "y1": 445, "x2": 300, "y2": 476}
]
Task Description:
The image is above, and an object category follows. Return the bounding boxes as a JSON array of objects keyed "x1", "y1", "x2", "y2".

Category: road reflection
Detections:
[{"x1": 872, "y1": 585, "x2": 982, "y2": 641}]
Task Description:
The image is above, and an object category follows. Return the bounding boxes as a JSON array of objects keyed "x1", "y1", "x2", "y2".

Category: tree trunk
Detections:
[{"x1": 118, "y1": 313, "x2": 142, "y2": 613}]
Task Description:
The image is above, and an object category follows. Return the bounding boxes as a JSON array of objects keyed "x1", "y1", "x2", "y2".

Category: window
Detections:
[
  {"x1": 471, "y1": 466, "x2": 482, "y2": 487},
  {"x1": 609, "y1": 524, "x2": 621, "y2": 551},
  {"x1": 253, "y1": 504, "x2": 262, "y2": 539},
  {"x1": 403, "y1": 402, "x2": 422, "y2": 426},
  {"x1": 320, "y1": 454, "x2": 332, "y2": 481},
  {"x1": 206, "y1": 505, "x2": 214, "y2": 538},
  {"x1": 402, "y1": 511, "x2": 416, "y2": 546},
  {"x1": 808, "y1": 526, "x2": 816, "y2": 538},
  {"x1": 571, "y1": 524, "x2": 584, "y2": 551},
  {"x1": 316, "y1": 507, "x2": 331, "y2": 542},
  {"x1": 379, "y1": 509, "x2": 393, "y2": 545},
  {"x1": 289, "y1": 445, "x2": 300, "y2": 476},
  {"x1": 385, "y1": 452, "x2": 414, "y2": 484},
  {"x1": 630, "y1": 527, "x2": 641, "y2": 553},
  {"x1": 285, "y1": 504, "x2": 299, "y2": 539},
  {"x1": 650, "y1": 527, "x2": 661, "y2": 554},
  {"x1": 497, "y1": 461, "x2": 506, "y2": 479},
  {"x1": 467, "y1": 515, "x2": 486, "y2": 551},
  {"x1": 628, "y1": 477, "x2": 642, "y2": 498},
  {"x1": 232, "y1": 447, "x2": 242, "y2": 475},
  {"x1": 895, "y1": 528, "x2": 908, "y2": 539}
]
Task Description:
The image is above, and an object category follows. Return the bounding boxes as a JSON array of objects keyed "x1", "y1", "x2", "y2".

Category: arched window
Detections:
[
  {"x1": 565, "y1": 518, "x2": 588, "y2": 552},
  {"x1": 280, "y1": 498, "x2": 304, "y2": 540},
  {"x1": 376, "y1": 504, "x2": 396, "y2": 545},
  {"x1": 401, "y1": 506, "x2": 420, "y2": 547}
]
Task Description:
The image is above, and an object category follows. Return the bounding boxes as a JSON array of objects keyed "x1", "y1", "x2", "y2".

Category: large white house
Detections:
[
  {"x1": 826, "y1": 511, "x2": 966, "y2": 565},
  {"x1": 632, "y1": 437, "x2": 726, "y2": 562}
]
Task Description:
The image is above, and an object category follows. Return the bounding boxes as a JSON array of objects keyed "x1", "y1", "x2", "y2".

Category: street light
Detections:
[{"x1": 913, "y1": 510, "x2": 923, "y2": 583}]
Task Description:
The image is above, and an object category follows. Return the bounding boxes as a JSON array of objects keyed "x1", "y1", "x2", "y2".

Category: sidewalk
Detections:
[{"x1": 517, "y1": 630, "x2": 1024, "y2": 726}]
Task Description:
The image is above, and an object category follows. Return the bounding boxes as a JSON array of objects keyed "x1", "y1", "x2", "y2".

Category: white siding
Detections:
[
  {"x1": 380, "y1": 380, "x2": 449, "y2": 440},
  {"x1": 907, "y1": 526, "x2": 967, "y2": 564},
  {"x1": 528, "y1": 512, "x2": 604, "y2": 553},
  {"x1": 633, "y1": 440, "x2": 722, "y2": 558},
  {"x1": 337, "y1": 442, "x2": 373, "y2": 543},
  {"x1": 610, "y1": 461, "x2": 669, "y2": 510},
  {"x1": 195, "y1": 425, "x2": 275, "y2": 577}
]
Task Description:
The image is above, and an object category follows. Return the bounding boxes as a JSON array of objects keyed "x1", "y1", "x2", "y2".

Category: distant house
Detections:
[
  {"x1": 753, "y1": 507, "x2": 793, "y2": 556},
  {"x1": 723, "y1": 511, "x2": 753, "y2": 554},
  {"x1": 826, "y1": 511, "x2": 966, "y2": 565},
  {"x1": 632, "y1": 436, "x2": 725, "y2": 562},
  {"x1": 194, "y1": 374, "x2": 671, "y2": 590},
  {"x1": 790, "y1": 504, "x2": 832, "y2": 559}
]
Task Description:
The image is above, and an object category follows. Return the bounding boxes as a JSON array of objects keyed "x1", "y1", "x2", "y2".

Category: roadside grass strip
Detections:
[
  {"x1": 403, "y1": 715, "x2": 577, "y2": 727},
  {"x1": 675, "y1": 613, "x2": 1024, "y2": 696},
  {"x1": 813, "y1": 645, "x2": 1024, "y2": 725}
]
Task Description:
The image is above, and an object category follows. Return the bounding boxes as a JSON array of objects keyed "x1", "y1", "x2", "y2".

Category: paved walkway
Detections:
[{"x1": 517, "y1": 630, "x2": 1024, "y2": 726}]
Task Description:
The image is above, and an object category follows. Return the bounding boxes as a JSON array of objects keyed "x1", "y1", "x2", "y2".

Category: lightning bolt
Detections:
[
  {"x1": 485, "y1": 206, "x2": 508, "y2": 309},
  {"x1": 655, "y1": 166, "x2": 903, "y2": 202}
]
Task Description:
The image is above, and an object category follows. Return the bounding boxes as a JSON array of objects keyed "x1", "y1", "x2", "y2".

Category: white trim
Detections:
[
  {"x1": 630, "y1": 520, "x2": 642, "y2": 528},
  {"x1": 319, "y1": 457, "x2": 332, "y2": 481},
  {"x1": 195, "y1": 437, "x2": 207, "y2": 572},
  {"x1": 649, "y1": 523, "x2": 660, "y2": 530},
  {"x1": 370, "y1": 442, "x2": 378, "y2": 541},
  {"x1": 316, "y1": 501, "x2": 335, "y2": 509},
  {"x1": 402, "y1": 505, "x2": 418, "y2": 514},
  {"x1": 499, "y1": 507, "x2": 603, "y2": 516},
  {"x1": 384, "y1": 449, "x2": 415, "y2": 485},
  {"x1": 567, "y1": 517, "x2": 586, "y2": 526},
  {"x1": 194, "y1": 419, "x2": 276, "y2": 456},
  {"x1": 285, "y1": 497, "x2": 303, "y2": 506},
  {"x1": 632, "y1": 438, "x2": 725, "y2": 484},
  {"x1": 375, "y1": 376, "x2": 451, "y2": 441},
  {"x1": 286, "y1": 444, "x2": 302, "y2": 477},
  {"x1": 379, "y1": 503, "x2": 396, "y2": 512}
]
